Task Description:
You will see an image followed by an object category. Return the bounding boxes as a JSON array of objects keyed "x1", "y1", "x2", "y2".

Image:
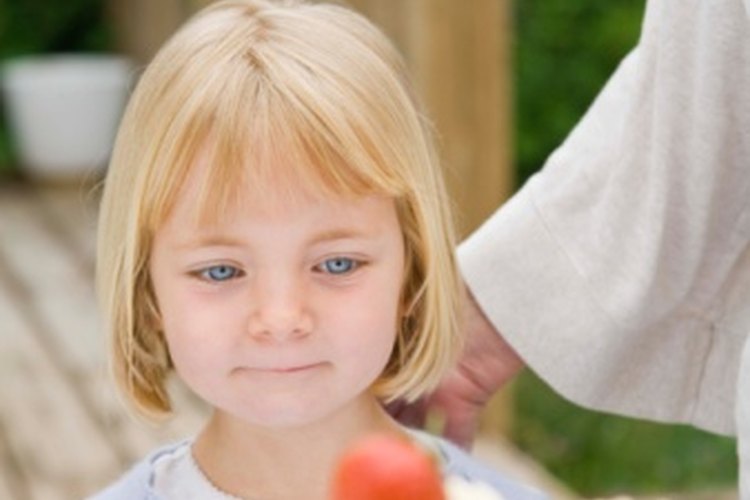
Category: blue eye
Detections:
[
  {"x1": 200, "y1": 265, "x2": 241, "y2": 282},
  {"x1": 319, "y1": 257, "x2": 357, "y2": 275}
]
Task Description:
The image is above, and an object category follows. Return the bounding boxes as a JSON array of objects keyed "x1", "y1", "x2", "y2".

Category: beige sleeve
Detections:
[{"x1": 459, "y1": 0, "x2": 750, "y2": 435}]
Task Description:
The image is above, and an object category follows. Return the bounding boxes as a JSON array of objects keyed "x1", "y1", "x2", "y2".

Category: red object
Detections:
[{"x1": 331, "y1": 434, "x2": 446, "y2": 500}]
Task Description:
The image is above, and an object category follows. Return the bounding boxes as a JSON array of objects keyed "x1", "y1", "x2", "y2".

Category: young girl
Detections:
[{"x1": 91, "y1": 1, "x2": 544, "y2": 498}]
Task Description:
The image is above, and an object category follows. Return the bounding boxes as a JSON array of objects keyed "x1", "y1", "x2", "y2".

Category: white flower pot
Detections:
[{"x1": 1, "y1": 54, "x2": 132, "y2": 181}]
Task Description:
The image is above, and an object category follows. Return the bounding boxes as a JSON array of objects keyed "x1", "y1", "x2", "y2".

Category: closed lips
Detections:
[{"x1": 238, "y1": 363, "x2": 325, "y2": 373}]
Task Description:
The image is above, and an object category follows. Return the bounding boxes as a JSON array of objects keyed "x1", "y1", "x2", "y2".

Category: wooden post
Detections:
[
  {"x1": 347, "y1": 0, "x2": 513, "y2": 237},
  {"x1": 105, "y1": 0, "x2": 183, "y2": 65},
  {"x1": 346, "y1": 0, "x2": 515, "y2": 436}
]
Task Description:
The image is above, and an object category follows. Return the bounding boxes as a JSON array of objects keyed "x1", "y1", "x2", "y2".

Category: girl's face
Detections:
[{"x1": 149, "y1": 155, "x2": 405, "y2": 429}]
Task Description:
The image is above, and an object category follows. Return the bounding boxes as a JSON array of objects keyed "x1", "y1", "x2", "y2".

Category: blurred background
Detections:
[{"x1": 0, "y1": 0, "x2": 738, "y2": 499}]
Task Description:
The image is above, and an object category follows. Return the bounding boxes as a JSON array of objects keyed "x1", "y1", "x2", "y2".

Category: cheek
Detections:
[
  {"x1": 333, "y1": 284, "x2": 402, "y2": 366},
  {"x1": 160, "y1": 305, "x2": 234, "y2": 395},
  {"x1": 156, "y1": 289, "x2": 237, "y2": 369},
  {"x1": 160, "y1": 308, "x2": 209, "y2": 373},
  {"x1": 155, "y1": 274, "x2": 240, "y2": 337}
]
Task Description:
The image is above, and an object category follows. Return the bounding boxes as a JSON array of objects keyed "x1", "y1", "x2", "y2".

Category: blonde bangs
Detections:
[
  {"x1": 138, "y1": 39, "x2": 413, "y2": 234},
  {"x1": 195, "y1": 83, "x2": 410, "y2": 228}
]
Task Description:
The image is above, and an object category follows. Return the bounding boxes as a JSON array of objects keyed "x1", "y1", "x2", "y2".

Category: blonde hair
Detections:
[{"x1": 97, "y1": 0, "x2": 462, "y2": 419}]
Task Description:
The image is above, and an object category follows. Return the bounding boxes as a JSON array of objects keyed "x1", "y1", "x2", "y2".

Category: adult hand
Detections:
[{"x1": 390, "y1": 286, "x2": 525, "y2": 448}]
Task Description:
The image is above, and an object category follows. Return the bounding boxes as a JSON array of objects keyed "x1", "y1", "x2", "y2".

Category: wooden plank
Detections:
[
  {"x1": 0, "y1": 265, "x2": 120, "y2": 499},
  {"x1": 31, "y1": 185, "x2": 99, "y2": 268},
  {"x1": 0, "y1": 420, "x2": 25, "y2": 500},
  {"x1": 345, "y1": 0, "x2": 412, "y2": 60},
  {"x1": 0, "y1": 191, "x2": 105, "y2": 369},
  {"x1": 345, "y1": 0, "x2": 515, "y2": 436},
  {"x1": 106, "y1": 0, "x2": 186, "y2": 65},
  {"x1": 0, "y1": 471, "x2": 19, "y2": 500},
  {"x1": 28, "y1": 186, "x2": 208, "y2": 435},
  {"x1": 344, "y1": 0, "x2": 513, "y2": 236},
  {"x1": 409, "y1": 0, "x2": 511, "y2": 236},
  {"x1": 0, "y1": 187, "x2": 206, "y2": 496}
]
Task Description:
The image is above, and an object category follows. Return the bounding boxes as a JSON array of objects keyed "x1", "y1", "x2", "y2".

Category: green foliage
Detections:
[
  {"x1": 513, "y1": 0, "x2": 645, "y2": 185},
  {"x1": 512, "y1": 372, "x2": 738, "y2": 496},
  {"x1": 0, "y1": 120, "x2": 13, "y2": 177},
  {"x1": 0, "y1": 0, "x2": 112, "y2": 58}
]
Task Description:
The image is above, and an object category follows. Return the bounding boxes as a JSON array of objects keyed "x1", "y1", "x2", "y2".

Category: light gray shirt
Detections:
[{"x1": 88, "y1": 431, "x2": 545, "y2": 499}]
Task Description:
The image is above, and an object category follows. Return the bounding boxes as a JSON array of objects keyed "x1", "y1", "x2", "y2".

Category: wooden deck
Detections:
[{"x1": 0, "y1": 181, "x2": 207, "y2": 499}]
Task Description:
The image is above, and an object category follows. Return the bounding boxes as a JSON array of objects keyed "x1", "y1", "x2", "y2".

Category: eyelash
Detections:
[
  {"x1": 314, "y1": 257, "x2": 362, "y2": 275},
  {"x1": 195, "y1": 265, "x2": 244, "y2": 283},
  {"x1": 193, "y1": 257, "x2": 364, "y2": 283}
]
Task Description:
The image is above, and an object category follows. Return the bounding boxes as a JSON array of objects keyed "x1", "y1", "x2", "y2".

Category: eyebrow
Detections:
[
  {"x1": 174, "y1": 228, "x2": 373, "y2": 251},
  {"x1": 305, "y1": 228, "x2": 373, "y2": 246}
]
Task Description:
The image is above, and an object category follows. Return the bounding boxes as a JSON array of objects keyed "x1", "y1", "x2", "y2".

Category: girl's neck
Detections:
[{"x1": 192, "y1": 395, "x2": 405, "y2": 500}]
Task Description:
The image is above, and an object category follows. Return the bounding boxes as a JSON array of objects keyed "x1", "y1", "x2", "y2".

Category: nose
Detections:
[{"x1": 246, "y1": 274, "x2": 312, "y2": 341}]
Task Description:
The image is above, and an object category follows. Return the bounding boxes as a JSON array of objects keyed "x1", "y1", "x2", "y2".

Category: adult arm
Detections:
[{"x1": 459, "y1": 0, "x2": 750, "y2": 437}]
